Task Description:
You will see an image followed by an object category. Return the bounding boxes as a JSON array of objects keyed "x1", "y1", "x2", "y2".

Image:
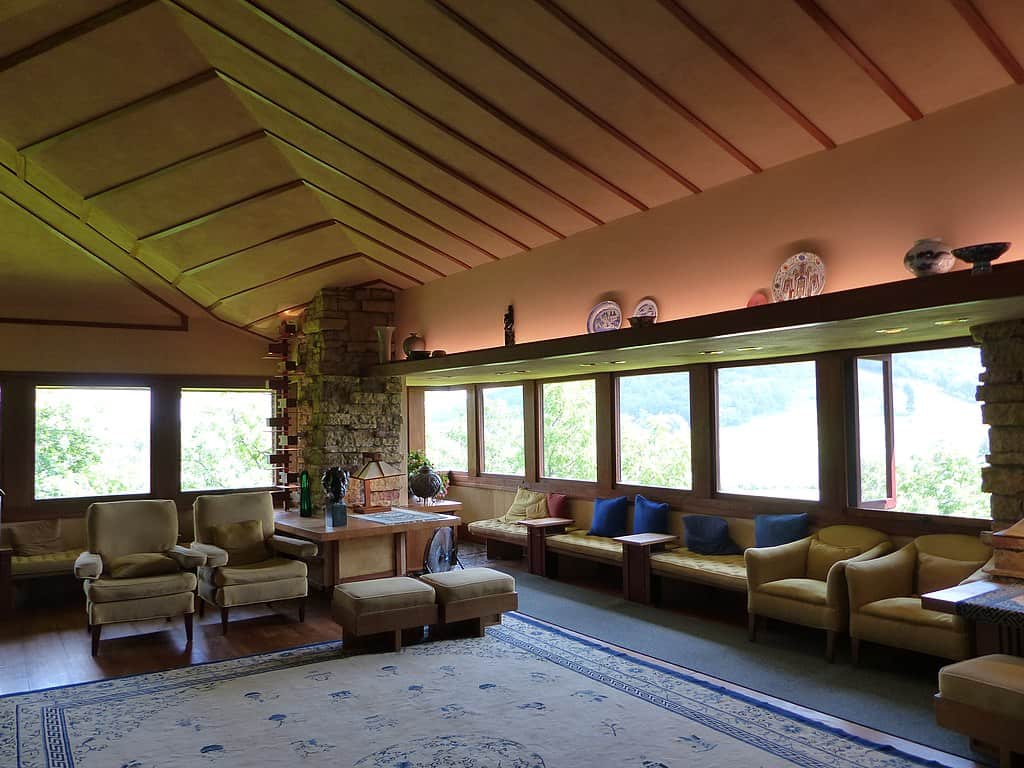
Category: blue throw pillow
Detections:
[
  {"x1": 684, "y1": 515, "x2": 740, "y2": 555},
  {"x1": 633, "y1": 495, "x2": 670, "y2": 535},
  {"x1": 588, "y1": 496, "x2": 629, "y2": 538},
  {"x1": 754, "y1": 513, "x2": 810, "y2": 548}
]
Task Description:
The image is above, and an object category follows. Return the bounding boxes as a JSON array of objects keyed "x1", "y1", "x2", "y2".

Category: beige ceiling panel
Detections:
[
  {"x1": 214, "y1": 256, "x2": 412, "y2": 326},
  {"x1": 23, "y1": 159, "x2": 84, "y2": 218},
  {"x1": 184, "y1": 222, "x2": 358, "y2": 301},
  {"x1": 816, "y1": 0, "x2": 1012, "y2": 114},
  {"x1": 276, "y1": 0, "x2": 688, "y2": 212},
  {"x1": 93, "y1": 135, "x2": 297, "y2": 238},
  {"x1": 139, "y1": 183, "x2": 330, "y2": 273},
  {"x1": 0, "y1": 136, "x2": 19, "y2": 172},
  {"x1": 29, "y1": 76, "x2": 264, "y2": 197},
  {"x1": 556, "y1": 0, "x2": 821, "y2": 170},
  {"x1": 275, "y1": 141, "x2": 492, "y2": 269},
  {"x1": 171, "y1": 0, "x2": 599, "y2": 237},
  {"x1": 973, "y1": 0, "x2": 1024, "y2": 71},
  {"x1": 337, "y1": 237, "x2": 441, "y2": 287},
  {"x1": 0, "y1": 0, "x2": 123, "y2": 57},
  {"x1": 0, "y1": 3, "x2": 209, "y2": 149},
  {"x1": 0, "y1": 193, "x2": 181, "y2": 325},
  {"x1": 680, "y1": 0, "x2": 907, "y2": 144}
]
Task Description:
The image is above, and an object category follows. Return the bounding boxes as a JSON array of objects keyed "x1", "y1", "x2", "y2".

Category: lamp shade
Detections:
[{"x1": 352, "y1": 458, "x2": 401, "y2": 481}]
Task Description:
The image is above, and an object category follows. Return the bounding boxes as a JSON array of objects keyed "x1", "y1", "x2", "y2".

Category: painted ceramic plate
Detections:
[
  {"x1": 587, "y1": 300, "x2": 622, "y2": 333},
  {"x1": 772, "y1": 252, "x2": 825, "y2": 302},
  {"x1": 632, "y1": 298, "x2": 659, "y2": 321}
]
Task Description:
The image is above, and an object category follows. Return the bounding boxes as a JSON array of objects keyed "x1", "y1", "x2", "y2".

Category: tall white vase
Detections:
[{"x1": 375, "y1": 325, "x2": 396, "y2": 364}]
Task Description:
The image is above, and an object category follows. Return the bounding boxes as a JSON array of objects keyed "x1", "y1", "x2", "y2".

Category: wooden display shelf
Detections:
[{"x1": 368, "y1": 262, "x2": 1024, "y2": 385}]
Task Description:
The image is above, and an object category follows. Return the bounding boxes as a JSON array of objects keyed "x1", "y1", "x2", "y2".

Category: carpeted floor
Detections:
[{"x1": 495, "y1": 564, "x2": 977, "y2": 762}]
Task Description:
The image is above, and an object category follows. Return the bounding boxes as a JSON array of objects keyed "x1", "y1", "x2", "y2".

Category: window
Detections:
[
  {"x1": 180, "y1": 389, "x2": 274, "y2": 492},
  {"x1": 34, "y1": 386, "x2": 151, "y2": 499},
  {"x1": 717, "y1": 361, "x2": 819, "y2": 500},
  {"x1": 853, "y1": 346, "x2": 988, "y2": 518},
  {"x1": 541, "y1": 379, "x2": 597, "y2": 481},
  {"x1": 423, "y1": 389, "x2": 469, "y2": 472},
  {"x1": 481, "y1": 385, "x2": 525, "y2": 476},
  {"x1": 618, "y1": 371, "x2": 692, "y2": 489}
]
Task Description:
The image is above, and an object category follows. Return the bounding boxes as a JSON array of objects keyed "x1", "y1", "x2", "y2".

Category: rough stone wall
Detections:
[
  {"x1": 976, "y1": 319, "x2": 1024, "y2": 527},
  {"x1": 297, "y1": 287, "x2": 403, "y2": 508}
]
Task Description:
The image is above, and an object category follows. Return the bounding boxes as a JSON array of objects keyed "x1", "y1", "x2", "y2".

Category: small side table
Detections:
[
  {"x1": 923, "y1": 579, "x2": 1024, "y2": 656},
  {"x1": 0, "y1": 546, "x2": 13, "y2": 618},
  {"x1": 517, "y1": 518, "x2": 573, "y2": 576},
  {"x1": 615, "y1": 533, "x2": 677, "y2": 603}
]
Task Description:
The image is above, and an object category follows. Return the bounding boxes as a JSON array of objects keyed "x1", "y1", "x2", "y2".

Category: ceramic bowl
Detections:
[
  {"x1": 407, "y1": 350, "x2": 431, "y2": 360},
  {"x1": 628, "y1": 315, "x2": 655, "y2": 328},
  {"x1": 431, "y1": 350, "x2": 447, "y2": 357},
  {"x1": 952, "y1": 242, "x2": 1011, "y2": 275}
]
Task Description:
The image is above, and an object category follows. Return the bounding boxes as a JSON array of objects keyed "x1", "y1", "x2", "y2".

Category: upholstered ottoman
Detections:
[
  {"x1": 421, "y1": 568, "x2": 517, "y2": 637},
  {"x1": 935, "y1": 654, "x2": 1024, "y2": 766},
  {"x1": 332, "y1": 577, "x2": 438, "y2": 652}
]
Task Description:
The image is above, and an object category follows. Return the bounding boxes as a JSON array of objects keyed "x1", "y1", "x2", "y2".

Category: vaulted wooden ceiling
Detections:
[{"x1": 1, "y1": 0, "x2": 1021, "y2": 338}]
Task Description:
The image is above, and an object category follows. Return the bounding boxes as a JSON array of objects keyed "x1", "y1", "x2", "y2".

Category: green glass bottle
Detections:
[{"x1": 299, "y1": 470, "x2": 313, "y2": 518}]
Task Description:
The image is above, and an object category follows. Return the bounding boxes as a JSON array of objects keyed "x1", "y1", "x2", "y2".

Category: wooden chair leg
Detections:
[
  {"x1": 389, "y1": 629, "x2": 402, "y2": 652},
  {"x1": 184, "y1": 613, "x2": 194, "y2": 648},
  {"x1": 220, "y1": 607, "x2": 229, "y2": 636},
  {"x1": 298, "y1": 597, "x2": 306, "y2": 623},
  {"x1": 851, "y1": 637, "x2": 861, "y2": 666},
  {"x1": 91, "y1": 624, "x2": 101, "y2": 657},
  {"x1": 825, "y1": 630, "x2": 836, "y2": 663},
  {"x1": 198, "y1": 598, "x2": 205, "y2": 618},
  {"x1": 475, "y1": 617, "x2": 486, "y2": 638},
  {"x1": 748, "y1": 613, "x2": 758, "y2": 642}
]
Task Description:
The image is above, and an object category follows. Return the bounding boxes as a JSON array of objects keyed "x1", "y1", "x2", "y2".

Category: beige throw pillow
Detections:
[
  {"x1": 917, "y1": 551, "x2": 987, "y2": 595},
  {"x1": 108, "y1": 552, "x2": 180, "y2": 579},
  {"x1": 501, "y1": 488, "x2": 548, "y2": 523},
  {"x1": 806, "y1": 539, "x2": 861, "y2": 581},
  {"x1": 10, "y1": 520, "x2": 64, "y2": 556},
  {"x1": 210, "y1": 519, "x2": 269, "y2": 566}
]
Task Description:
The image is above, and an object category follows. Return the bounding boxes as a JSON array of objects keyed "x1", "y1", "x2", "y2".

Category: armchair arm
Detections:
[
  {"x1": 74, "y1": 551, "x2": 103, "y2": 580},
  {"x1": 190, "y1": 542, "x2": 229, "y2": 568},
  {"x1": 745, "y1": 537, "x2": 812, "y2": 590},
  {"x1": 166, "y1": 545, "x2": 207, "y2": 569},
  {"x1": 825, "y1": 541, "x2": 893, "y2": 607},
  {"x1": 846, "y1": 543, "x2": 916, "y2": 611},
  {"x1": 268, "y1": 534, "x2": 318, "y2": 559}
]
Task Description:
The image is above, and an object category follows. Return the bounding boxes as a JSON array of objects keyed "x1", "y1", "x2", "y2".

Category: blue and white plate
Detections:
[
  {"x1": 587, "y1": 300, "x2": 622, "y2": 333},
  {"x1": 632, "y1": 298, "x2": 658, "y2": 321}
]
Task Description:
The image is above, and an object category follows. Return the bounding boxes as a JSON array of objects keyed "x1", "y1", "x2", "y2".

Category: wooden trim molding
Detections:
[{"x1": 949, "y1": 0, "x2": 1024, "y2": 84}]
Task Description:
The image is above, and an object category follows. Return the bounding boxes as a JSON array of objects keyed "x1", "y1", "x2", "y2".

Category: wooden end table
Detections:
[
  {"x1": 0, "y1": 546, "x2": 13, "y2": 618},
  {"x1": 923, "y1": 578, "x2": 1024, "y2": 656},
  {"x1": 615, "y1": 533, "x2": 677, "y2": 604},
  {"x1": 517, "y1": 518, "x2": 573, "y2": 577}
]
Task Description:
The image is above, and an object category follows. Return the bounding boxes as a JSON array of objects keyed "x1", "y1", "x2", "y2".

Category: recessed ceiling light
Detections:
[
  {"x1": 700, "y1": 350, "x2": 725, "y2": 355},
  {"x1": 735, "y1": 346, "x2": 763, "y2": 352},
  {"x1": 578, "y1": 362, "x2": 598, "y2": 367},
  {"x1": 607, "y1": 360, "x2": 626, "y2": 365},
  {"x1": 875, "y1": 327, "x2": 908, "y2": 334},
  {"x1": 934, "y1": 317, "x2": 971, "y2": 326}
]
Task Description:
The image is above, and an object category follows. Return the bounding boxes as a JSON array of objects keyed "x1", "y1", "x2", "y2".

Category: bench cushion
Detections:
[
  {"x1": 940, "y1": 654, "x2": 1024, "y2": 720},
  {"x1": 12, "y1": 549, "x2": 81, "y2": 577},
  {"x1": 467, "y1": 518, "x2": 527, "y2": 543},
  {"x1": 649, "y1": 549, "x2": 747, "y2": 591},
  {"x1": 546, "y1": 530, "x2": 623, "y2": 562},
  {"x1": 421, "y1": 568, "x2": 515, "y2": 603},
  {"x1": 333, "y1": 576, "x2": 435, "y2": 617}
]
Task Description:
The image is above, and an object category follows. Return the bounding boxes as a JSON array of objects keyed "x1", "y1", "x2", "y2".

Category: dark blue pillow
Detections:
[
  {"x1": 684, "y1": 515, "x2": 740, "y2": 555},
  {"x1": 588, "y1": 496, "x2": 629, "y2": 538},
  {"x1": 633, "y1": 495, "x2": 670, "y2": 535},
  {"x1": 755, "y1": 513, "x2": 810, "y2": 548}
]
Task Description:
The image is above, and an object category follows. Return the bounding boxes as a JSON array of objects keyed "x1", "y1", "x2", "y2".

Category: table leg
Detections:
[
  {"x1": 323, "y1": 541, "x2": 339, "y2": 590},
  {"x1": 622, "y1": 544, "x2": 653, "y2": 604},
  {"x1": 393, "y1": 531, "x2": 408, "y2": 576},
  {"x1": 526, "y1": 528, "x2": 548, "y2": 576}
]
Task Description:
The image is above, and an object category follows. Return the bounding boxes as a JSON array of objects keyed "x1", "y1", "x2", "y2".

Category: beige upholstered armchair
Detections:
[
  {"x1": 846, "y1": 534, "x2": 991, "y2": 663},
  {"x1": 74, "y1": 500, "x2": 205, "y2": 656},
  {"x1": 746, "y1": 525, "x2": 892, "y2": 661},
  {"x1": 193, "y1": 491, "x2": 317, "y2": 634}
]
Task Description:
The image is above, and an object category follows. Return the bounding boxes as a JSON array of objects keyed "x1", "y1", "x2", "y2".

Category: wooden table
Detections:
[
  {"x1": 0, "y1": 547, "x2": 12, "y2": 618},
  {"x1": 518, "y1": 518, "x2": 573, "y2": 576},
  {"x1": 615, "y1": 533, "x2": 677, "y2": 603},
  {"x1": 275, "y1": 508, "x2": 460, "y2": 589},
  {"x1": 402, "y1": 500, "x2": 463, "y2": 571},
  {"x1": 922, "y1": 578, "x2": 1024, "y2": 656}
]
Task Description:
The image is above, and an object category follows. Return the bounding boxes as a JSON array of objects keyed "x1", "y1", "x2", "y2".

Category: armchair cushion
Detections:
[
  {"x1": 166, "y1": 544, "x2": 206, "y2": 570},
  {"x1": 758, "y1": 577, "x2": 828, "y2": 605},
  {"x1": 501, "y1": 488, "x2": 548, "y2": 523},
  {"x1": 108, "y1": 553, "x2": 180, "y2": 579},
  {"x1": 212, "y1": 557, "x2": 306, "y2": 587},
  {"x1": 209, "y1": 519, "x2": 268, "y2": 566},
  {"x1": 10, "y1": 520, "x2": 63, "y2": 556},
  {"x1": 190, "y1": 542, "x2": 229, "y2": 568},
  {"x1": 588, "y1": 496, "x2": 628, "y2": 538},
  {"x1": 268, "y1": 534, "x2": 317, "y2": 559},
  {"x1": 683, "y1": 515, "x2": 740, "y2": 555},
  {"x1": 632, "y1": 495, "x2": 669, "y2": 535},
  {"x1": 860, "y1": 597, "x2": 961, "y2": 631},
  {"x1": 85, "y1": 571, "x2": 196, "y2": 603},
  {"x1": 754, "y1": 513, "x2": 809, "y2": 547},
  {"x1": 807, "y1": 540, "x2": 861, "y2": 581},
  {"x1": 74, "y1": 551, "x2": 103, "y2": 580},
  {"x1": 917, "y1": 552, "x2": 988, "y2": 595}
]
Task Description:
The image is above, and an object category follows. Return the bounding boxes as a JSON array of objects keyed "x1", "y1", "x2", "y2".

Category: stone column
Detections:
[
  {"x1": 296, "y1": 287, "x2": 404, "y2": 508},
  {"x1": 975, "y1": 319, "x2": 1024, "y2": 527}
]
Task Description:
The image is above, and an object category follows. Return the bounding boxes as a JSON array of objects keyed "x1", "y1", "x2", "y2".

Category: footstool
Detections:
[
  {"x1": 421, "y1": 568, "x2": 517, "y2": 637},
  {"x1": 935, "y1": 654, "x2": 1024, "y2": 766},
  {"x1": 332, "y1": 576, "x2": 438, "y2": 652}
]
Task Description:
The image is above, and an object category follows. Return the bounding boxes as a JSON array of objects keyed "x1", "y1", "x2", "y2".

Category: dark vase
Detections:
[
  {"x1": 409, "y1": 466, "x2": 443, "y2": 500},
  {"x1": 328, "y1": 501, "x2": 347, "y2": 527},
  {"x1": 299, "y1": 470, "x2": 313, "y2": 517}
]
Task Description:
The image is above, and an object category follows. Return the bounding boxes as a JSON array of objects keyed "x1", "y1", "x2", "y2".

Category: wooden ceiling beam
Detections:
[
  {"x1": 358, "y1": 254, "x2": 427, "y2": 288},
  {"x1": 244, "y1": 302, "x2": 309, "y2": 329},
  {"x1": 533, "y1": 0, "x2": 760, "y2": 175},
  {"x1": 85, "y1": 131, "x2": 267, "y2": 201},
  {"x1": 0, "y1": 0, "x2": 155, "y2": 73},
  {"x1": 332, "y1": 219, "x2": 446, "y2": 281},
  {"x1": 268, "y1": 131, "x2": 498, "y2": 263},
  {"x1": 949, "y1": 0, "x2": 1024, "y2": 84},
  {"x1": 207, "y1": 252, "x2": 364, "y2": 309},
  {"x1": 167, "y1": 4, "x2": 565, "y2": 244},
  {"x1": 657, "y1": 0, "x2": 835, "y2": 149},
  {"x1": 432, "y1": 3, "x2": 702, "y2": 196},
  {"x1": 136, "y1": 179, "x2": 305, "y2": 241},
  {"x1": 248, "y1": 0, "x2": 616, "y2": 220},
  {"x1": 223, "y1": 75, "x2": 528, "y2": 253},
  {"x1": 793, "y1": 0, "x2": 922, "y2": 120},
  {"x1": 18, "y1": 69, "x2": 220, "y2": 154},
  {"x1": 178, "y1": 220, "x2": 339, "y2": 278}
]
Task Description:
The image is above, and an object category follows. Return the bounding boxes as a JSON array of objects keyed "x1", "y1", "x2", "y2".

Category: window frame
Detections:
[
  {"x1": 477, "y1": 382, "x2": 527, "y2": 479},
  {"x1": 849, "y1": 354, "x2": 896, "y2": 510},
  {"x1": 421, "y1": 385, "x2": 473, "y2": 476}
]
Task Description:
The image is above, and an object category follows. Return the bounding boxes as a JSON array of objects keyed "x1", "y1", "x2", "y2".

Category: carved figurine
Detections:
[
  {"x1": 503, "y1": 304, "x2": 515, "y2": 347},
  {"x1": 321, "y1": 466, "x2": 350, "y2": 502}
]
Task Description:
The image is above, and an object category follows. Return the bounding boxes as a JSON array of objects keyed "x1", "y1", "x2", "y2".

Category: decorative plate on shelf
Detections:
[
  {"x1": 632, "y1": 297, "x2": 659, "y2": 321},
  {"x1": 772, "y1": 252, "x2": 825, "y2": 302},
  {"x1": 587, "y1": 300, "x2": 622, "y2": 333}
]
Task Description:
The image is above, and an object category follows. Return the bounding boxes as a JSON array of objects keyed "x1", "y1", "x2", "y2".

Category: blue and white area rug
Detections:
[{"x1": 0, "y1": 613, "x2": 964, "y2": 767}]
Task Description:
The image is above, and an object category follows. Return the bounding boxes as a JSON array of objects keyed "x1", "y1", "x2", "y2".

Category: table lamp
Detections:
[{"x1": 351, "y1": 453, "x2": 401, "y2": 512}]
